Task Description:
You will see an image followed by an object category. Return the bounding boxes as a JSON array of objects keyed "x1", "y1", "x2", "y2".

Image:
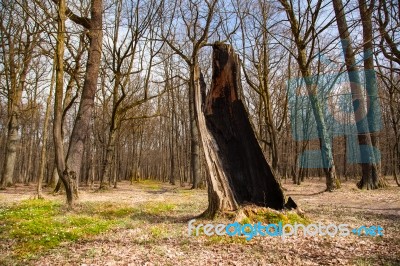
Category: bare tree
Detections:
[
  {"x1": 0, "y1": 0, "x2": 42, "y2": 188},
  {"x1": 332, "y1": 0, "x2": 383, "y2": 189},
  {"x1": 37, "y1": 64, "x2": 55, "y2": 198},
  {"x1": 376, "y1": 0, "x2": 400, "y2": 65},
  {"x1": 52, "y1": 0, "x2": 103, "y2": 206},
  {"x1": 278, "y1": 0, "x2": 340, "y2": 191},
  {"x1": 98, "y1": 0, "x2": 162, "y2": 189},
  {"x1": 356, "y1": 0, "x2": 385, "y2": 188},
  {"x1": 160, "y1": 0, "x2": 219, "y2": 189},
  {"x1": 237, "y1": 0, "x2": 288, "y2": 174},
  {"x1": 375, "y1": 0, "x2": 399, "y2": 185}
]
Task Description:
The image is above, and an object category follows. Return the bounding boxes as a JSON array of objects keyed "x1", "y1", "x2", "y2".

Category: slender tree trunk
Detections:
[
  {"x1": 168, "y1": 82, "x2": 176, "y2": 185},
  {"x1": 387, "y1": 70, "x2": 400, "y2": 186},
  {"x1": 279, "y1": 0, "x2": 340, "y2": 191},
  {"x1": 53, "y1": 0, "x2": 73, "y2": 204},
  {"x1": 190, "y1": 63, "x2": 201, "y2": 188},
  {"x1": 37, "y1": 66, "x2": 55, "y2": 198},
  {"x1": 261, "y1": 92, "x2": 279, "y2": 173},
  {"x1": 24, "y1": 129, "x2": 34, "y2": 185},
  {"x1": 100, "y1": 127, "x2": 117, "y2": 189},
  {"x1": 299, "y1": 59, "x2": 339, "y2": 191},
  {"x1": 260, "y1": 27, "x2": 279, "y2": 173},
  {"x1": 112, "y1": 133, "x2": 119, "y2": 188}
]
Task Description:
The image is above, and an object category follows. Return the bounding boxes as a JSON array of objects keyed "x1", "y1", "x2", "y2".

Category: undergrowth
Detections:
[{"x1": 0, "y1": 199, "x2": 135, "y2": 263}]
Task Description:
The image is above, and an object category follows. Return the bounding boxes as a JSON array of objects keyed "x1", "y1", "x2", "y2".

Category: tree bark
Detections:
[
  {"x1": 1, "y1": 20, "x2": 36, "y2": 188},
  {"x1": 279, "y1": 0, "x2": 340, "y2": 191},
  {"x1": 190, "y1": 63, "x2": 201, "y2": 188},
  {"x1": 37, "y1": 65, "x2": 55, "y2": 198},
  {"x1": 64, "y1": 1, "x2": 102, "y2": 202},
  {"x1": 332, "y1": 0, "x2": 383, "y2": 190},
  {"x1": 53, "y1": 0, "x2": 74, "y2": 204},
  {"x1": 195, "y1": 43, "x2": 287, "y2": 218},
  {"x1": 193, "y1": 64, "x2": 238, "y2": 218},
  {"x1": 1, "y1": 115, "x2": 19, "y2": 188},
  {"x1": 357, "y1": 0, "x2": 385, "y2": 189},
  {"x1": 53, "y1": 0, "x2": 103, "y2": 206},
  {"x1": 100, "y1": 128, "x2": 117, "y2": 189}
]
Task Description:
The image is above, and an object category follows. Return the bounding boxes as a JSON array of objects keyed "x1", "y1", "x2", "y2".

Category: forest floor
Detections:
[{"x1": 0, "y1": 178, "x2": 399, "y2": 266}]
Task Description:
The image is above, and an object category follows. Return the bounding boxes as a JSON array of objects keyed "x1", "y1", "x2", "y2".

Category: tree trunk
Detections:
[
  {"x1": 53, "y1": 0, "x2": 103, "y2": 207},
  {"x1": 1, "y1": 31, "x2": 34, "y2": 188},
  {"x1": 100, "y1": 128, "x2": 117, "y2": 189},
  {"x1": 298, "y1": 56, "x2": 339, "y2": 191},
  {"x1": 279, "y1": 0, "x2": 339, "y2": 191},
  {"x1": 50, "y1": 167, "x2": 59, "y2": 189},
  {"x1": 1, "y1": 114, "x2": 19, "y2": 188},
  {"x1": 168, "y1": 82, "x2": 176, "y2": 185},
  {"x1": 64, "y1": 0, "x2": 102, "y2": 200},
  {"x1": 332, "y1": 0, "x2": 382, "y2": 190},
  {"x1": 53, "y1": 0, "x2": 74, "y2": 205},
  {"x1": 190, "y1": 63, "x2": 201, "y2": 188},
  {"x1": 357, "y1": 0, "x2": 385, "y2": 189},
  {"x1": 37, "y1": 66, "x2": 55, "y2": 198},
  {"x1": 193, "y1": 63, "x2": 238, "y2": 217},
  {"x1": 24, "y1": 127, "x2": 34, "y2": 185},
  {"x1": 195, "y1": 43, "x2": 288, "y2": 218}
]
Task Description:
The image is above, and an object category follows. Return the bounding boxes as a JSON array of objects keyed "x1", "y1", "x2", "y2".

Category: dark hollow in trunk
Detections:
[{"x1": 203, "y1": 43, "x2": 286, "y2": 210}]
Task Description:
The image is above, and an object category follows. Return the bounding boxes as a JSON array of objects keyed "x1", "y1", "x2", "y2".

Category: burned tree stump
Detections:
[{"x1": 194, "y1": 43, "x2": 288, "y2": 217}]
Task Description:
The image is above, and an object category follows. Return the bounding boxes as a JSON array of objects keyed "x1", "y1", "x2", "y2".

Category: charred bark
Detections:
[{"x1": 194, "y1": 43, "x2": 288, "y2": 218}]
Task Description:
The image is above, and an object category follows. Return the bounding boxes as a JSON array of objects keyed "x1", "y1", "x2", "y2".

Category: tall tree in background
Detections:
[
  {"x1": 237, "y1": 1, "x2": 287, "y2": 174},
  {"x1": 0, "y1": 0, "x2": 41, "y2": 188},
  {"x1": 53, "y1": 32, "x2": 87, "y2": 193},
  {"x1": 332, "y1": 0, "x2": 383, "y2": 189},
  {"x1": 37, "y1": 65, "x2": 55, "y2": 198},
  {"x1": 99, "y1": 0, "x2": 161, "y2": 189},
  {"x1": 375, "y1": 0, "x2": 400, "y2": 184},
  {"x1": 357, "y1": 0, "x2": 385, "y2": 188},
  {"x1": 53, "y1": 0, "x2": 103, "y2": 206},
  {"x1": 278, "y1": 0, "x2": 340, "y2": 191},
  {"x1": 53, "y1": 0, "x2": 69, "y2": 201},
  {"x1": 160, "y1": 0, "x2": 219, "y2": 189},
  {"x1": 376, "y1": 0, "x2": 399, "y2": 184}
]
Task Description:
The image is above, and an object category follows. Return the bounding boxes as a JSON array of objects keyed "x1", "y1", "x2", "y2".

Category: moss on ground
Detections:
[
  {"x1": 0, "y1": 199, "x2": 136, "y2": 262},
  {"x1": 239, "y1": 206, "x2": 310, "y2": 225}
]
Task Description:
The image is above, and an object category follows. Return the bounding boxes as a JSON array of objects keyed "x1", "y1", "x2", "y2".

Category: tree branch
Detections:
[{"x1": 52, "y1": 0, "x2": 90, "y2": 29}]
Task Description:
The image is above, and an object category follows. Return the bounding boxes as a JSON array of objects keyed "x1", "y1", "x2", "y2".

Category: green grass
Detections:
[
  {"x1": 354, "y1": 258, "x2": 374, "y2": 266},
  {"x1": 354, "y1": 258, "x2": 400, "y2": 266},
  {"x1": 0, "y1": 199, "x2": 136, "y2": 262},
  {"x1": 176, "y1": 189, "x2": 194, "y2": 195},
  {"x1": 134, "y1": 179, "x2": 162, "y2": 190},
  {"x1": 150, "y1": 225, "x2": 169, "y2": 239},
  {"x1": 142, "y1": 202, "x2": 176, "y2": 214}
]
